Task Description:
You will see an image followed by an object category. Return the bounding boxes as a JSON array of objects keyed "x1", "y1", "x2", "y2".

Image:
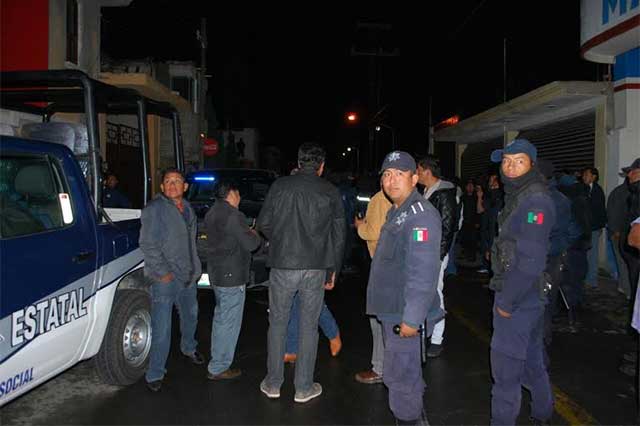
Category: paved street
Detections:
[{"x1": 3, "y1": 246, "x2": 638, "y2": 425}]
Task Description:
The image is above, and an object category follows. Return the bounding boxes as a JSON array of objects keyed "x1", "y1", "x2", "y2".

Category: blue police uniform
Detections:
[
  {"x1": 367, "y1": 189, "x2": 442, "y2": 423},
  {"x1": 489, "y1": 171, "x2": 556, "y2": 425}
]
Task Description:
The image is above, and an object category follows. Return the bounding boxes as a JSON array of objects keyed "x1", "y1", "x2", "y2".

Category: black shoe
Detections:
[
  {"x1": 184, "y1": 351, "x2": 205, "y2": 365},
  {"x1": 427, "y1": 343, "x2": 443, "y2": 358},
  {"x1": 146, "y1": 379, "x2": 162, "y2": 392},
  {"x1": 529, "y1": 416, "x2": 550, "y2": 426}
]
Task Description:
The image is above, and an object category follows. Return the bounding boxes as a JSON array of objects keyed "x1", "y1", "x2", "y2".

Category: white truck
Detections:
[{"x1": 0, "y1": 70, "x2": 184, "y2": 405}]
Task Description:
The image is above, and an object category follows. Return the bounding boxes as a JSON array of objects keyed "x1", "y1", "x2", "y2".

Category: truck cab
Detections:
[{"x1": 0, "y1": 70, "x2": 183, "y2": 405}]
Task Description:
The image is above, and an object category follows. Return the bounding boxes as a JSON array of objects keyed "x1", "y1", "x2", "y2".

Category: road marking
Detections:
[{"x1": 449, "y1": 306, "x2": 598, "y2": 426}]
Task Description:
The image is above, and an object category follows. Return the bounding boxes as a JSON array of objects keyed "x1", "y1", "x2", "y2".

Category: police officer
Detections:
[
  {"x1": 367, "y1": 151, "x2": 442, "y2": 426},
  {"x1": 537, "y1": 159, "x2": 572, "y2": 349},
  {"x1": 488, "y1": 139, "x2": 556, "y2": 425}
]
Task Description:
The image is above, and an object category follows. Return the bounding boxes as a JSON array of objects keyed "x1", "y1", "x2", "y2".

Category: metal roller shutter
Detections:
[
  {"x1": 519, "y1": 113, "x2": 595, "y2": 173},
  {"x1": 461, "y1": 137, "x2": 503, "y2": 182}
]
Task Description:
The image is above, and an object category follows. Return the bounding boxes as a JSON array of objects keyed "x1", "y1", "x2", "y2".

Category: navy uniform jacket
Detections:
[
  {"x1": 366, "y1": 189, "x2": 443, "y2": 334},
  {"x1": 495, "y1": 191, "x2": 556, "y2": 313}
]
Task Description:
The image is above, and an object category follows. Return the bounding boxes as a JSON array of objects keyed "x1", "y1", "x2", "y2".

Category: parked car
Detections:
[{"x1": 185, "y1": 168, "x2": 278, "y2": 289}]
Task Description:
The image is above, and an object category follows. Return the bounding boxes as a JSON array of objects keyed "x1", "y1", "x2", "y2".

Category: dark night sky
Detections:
[{"x1": 101, "y1": 1, "x2": 601, "y2": 166}]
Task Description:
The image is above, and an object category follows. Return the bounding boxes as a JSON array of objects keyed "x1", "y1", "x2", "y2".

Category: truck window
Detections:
[{"x1": 0, "y1": 155, "x2": 70, "y2": 238}]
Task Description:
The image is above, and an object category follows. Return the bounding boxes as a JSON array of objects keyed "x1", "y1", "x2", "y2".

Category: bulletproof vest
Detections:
[{"x1": 490, "y1": 179, "x2": 548, "y2": 293}]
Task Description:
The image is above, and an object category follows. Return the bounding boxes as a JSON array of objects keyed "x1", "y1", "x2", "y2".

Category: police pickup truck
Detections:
[{"x1": 0, "y1": 70, "x2": 184, "y2": 405}]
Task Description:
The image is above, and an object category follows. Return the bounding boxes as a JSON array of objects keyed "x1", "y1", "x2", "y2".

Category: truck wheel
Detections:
[{"x1": 95, "y1": 290, "x2": 152, "y2": 385}]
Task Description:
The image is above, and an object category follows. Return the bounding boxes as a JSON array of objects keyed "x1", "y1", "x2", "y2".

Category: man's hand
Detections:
[
  {"x1": 399, "y1": 322, "x2": 419, "y2": 337},
  {"x1": 159, "y1": 272, "x2": 174, "y2": 283},
  {"x1": 354, "y1": 216, "x2": 365, "y2": 229},
  {"x1": 496, "y1": 306, "x2": 511, "y2": 318},
  {"x1": 628, "y1": 223, "x2": 640, "y2": 249},
  {"x1": 325, "y1": 272, "x2": 336, "y2": 290}
]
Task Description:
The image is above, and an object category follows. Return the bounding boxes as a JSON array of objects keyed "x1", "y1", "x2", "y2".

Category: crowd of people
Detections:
[{"x1": 135, "y1": 139, "x2": 640, "y2": 426}]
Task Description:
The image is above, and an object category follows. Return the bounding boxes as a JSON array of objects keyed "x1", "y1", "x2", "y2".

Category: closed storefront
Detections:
[{"x1": 519, "y1": 113, "x2": 595, "y2": 173}]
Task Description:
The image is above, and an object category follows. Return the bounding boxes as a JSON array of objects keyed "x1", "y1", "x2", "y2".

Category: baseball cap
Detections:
[
  {"x1": 621, "y1": 158, "x2": 640, "y2": 174},
  {"x1": 490, "y1": 138, "x2": 538, "y2": 163},
  {"x1": 380, "y1": 151, "x2": 416, "y2": 173}
]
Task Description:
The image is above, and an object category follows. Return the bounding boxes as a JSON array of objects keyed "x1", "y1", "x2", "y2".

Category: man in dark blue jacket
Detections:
[
  {"x1": 488, "y1": 139, "x2": 556, "y2": 425},
  {"x1": 367, "y1": 151, "x2": 442, "y2": 426}
]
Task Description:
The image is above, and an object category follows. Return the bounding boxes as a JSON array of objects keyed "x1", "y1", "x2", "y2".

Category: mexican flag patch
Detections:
[
  {"x1": 527, "y1": 211, "x2": 544, "y2": 225},
  {"x1": 413, "y1": 227, "x2": 429, "y2": 242}
]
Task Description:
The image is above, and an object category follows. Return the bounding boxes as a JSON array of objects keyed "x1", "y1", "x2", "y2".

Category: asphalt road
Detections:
[{"x1": 3, "y1": 251, "x2": 638, "y2": 425}]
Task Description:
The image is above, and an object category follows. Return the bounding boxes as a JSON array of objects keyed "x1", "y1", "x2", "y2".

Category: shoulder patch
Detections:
[
  {"x1": 412, "y1": 227, "x2": 429, "y2": 242},
  {"x1": 526, "y1": 211, "x2": 545, "y2": 225}
]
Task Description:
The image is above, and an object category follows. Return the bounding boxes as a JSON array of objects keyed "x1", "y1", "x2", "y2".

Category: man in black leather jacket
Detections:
[
  {"x1": 417, "y1": 155, "x2": 459, "y2": 358},
  {"x1": 257, "y1": 142, "x2": 346, "y2": 403}
]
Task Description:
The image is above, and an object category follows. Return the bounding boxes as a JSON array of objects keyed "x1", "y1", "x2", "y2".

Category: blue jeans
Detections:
[
  {"x1": 586, "y1": 229, "x2": 602, "y2": 286},
  {"x1": 285, "y1": 294, "x2": 338, "y2": 354},
  {"x1": 208, "y1": 285, "x2": 246, "y2": 375},
  {"x1": 264, "y1": 268, "x2": 325, "y2": 394},
  {"x1": 445, "y1": 232, "x2": 458, "y2": 275},
  {"x1": 605, "y1": 229, "x2": 619, "y2": 280},
  {"x1": 146, "y1": 279, "x2": 199, "y2": 382}
]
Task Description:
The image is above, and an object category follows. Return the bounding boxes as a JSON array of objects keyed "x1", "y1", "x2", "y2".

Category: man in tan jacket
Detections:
[{"x1": 354, "y1": 188, "x2": 392, "y2": 384}]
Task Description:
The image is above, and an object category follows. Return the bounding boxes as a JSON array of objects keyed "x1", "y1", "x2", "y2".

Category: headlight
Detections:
[{"x1": 356, "y1": 195, "x2": 371, "y2": 202}]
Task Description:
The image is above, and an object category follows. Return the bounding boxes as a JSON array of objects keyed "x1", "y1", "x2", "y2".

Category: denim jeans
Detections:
[
  {"x1": 586, "y1": 229, "x2": 602, "y2": 287},
  {"x1": 445, "y1": 232, "x2": 458, "y2": 275},
  {"x1": 430, "y1": 255, "x2": 448, "y2": 345},
  {"x1": 208, "y1": 285, "x2": 246, "y2": 375},
  {"x1": 264, "y1": 268, "x2": 325, "y2": 394},
  {"x1": 605, "y1": 229, "x2": 620, "y2": 280},
  {"x1": 146, "y1": 279, "x2": 199, "y2": 382},
  {"x1": 285, "y1": 294, "x2": 338, "y2": 354}
]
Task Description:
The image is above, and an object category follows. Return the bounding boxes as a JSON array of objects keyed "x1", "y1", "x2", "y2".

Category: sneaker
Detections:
[
  {"x1": 294, "y1": 382, "x2": 322, "y2": 403},
  {"x1": 260, "y1": 380, "x2": 280, "y2": 399},
  {"x1": 427, "y1": 343, "x2": 443, "y2": 358},
  {"x1": 146, "y1": 379, "x2": 162, "y2": 392},
  {"x1": 207, "y1": 368, "x2": 242, "y2": 381},
  {"x1": 183, "y1": 351, "x2": 205, "y2": 365}
]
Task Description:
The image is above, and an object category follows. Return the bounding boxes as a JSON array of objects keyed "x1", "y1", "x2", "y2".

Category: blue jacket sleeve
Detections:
[
  {"x1": 401, "y1": 213, "x2": 442, "y2": 328},
  {"x1": 496, "y1": 194, "x2": 555, "y2": 313}
]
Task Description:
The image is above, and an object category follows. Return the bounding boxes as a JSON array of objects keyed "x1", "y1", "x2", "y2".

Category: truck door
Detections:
[{"x1": 0, "y1": 139, "x2": 98, "y2": 397}]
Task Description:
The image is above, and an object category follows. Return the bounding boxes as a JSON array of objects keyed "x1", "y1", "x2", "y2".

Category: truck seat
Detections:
[{"x1": 14, "y1": 164, "x2": 63, "y2": 229}]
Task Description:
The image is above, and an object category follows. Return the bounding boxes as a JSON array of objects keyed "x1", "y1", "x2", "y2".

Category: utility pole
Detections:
[
  {"x1": 197, "y1": 18, "x2": 208, "y2": 166},
  {"x1": 350, "y1": 20, "x2": 398, "y2": 171}
]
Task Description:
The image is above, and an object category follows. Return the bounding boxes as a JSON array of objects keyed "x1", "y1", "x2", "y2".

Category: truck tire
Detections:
[{"x1": 95, "y1": 290, "x2": 152, "y2": 385}]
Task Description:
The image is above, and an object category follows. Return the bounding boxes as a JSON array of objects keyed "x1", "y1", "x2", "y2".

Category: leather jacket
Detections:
[
  {"x1": 426, "y1": 186, "x2": 459, "y2": 260},
  {"x1": 257, "y1": 168, "x2": 346, "y2": 274}
]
